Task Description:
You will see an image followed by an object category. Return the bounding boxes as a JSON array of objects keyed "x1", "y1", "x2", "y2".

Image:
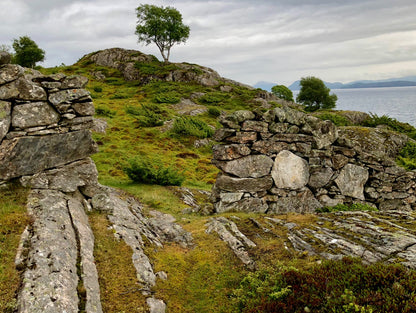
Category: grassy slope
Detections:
[{"x1": 0, "y1": 55, "x2": 411, "y2": 312}]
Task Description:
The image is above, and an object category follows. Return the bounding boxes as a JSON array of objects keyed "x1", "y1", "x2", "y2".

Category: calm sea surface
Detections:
[{"x1": 295, "y1": 86, "x2": 416, "y2": 126}]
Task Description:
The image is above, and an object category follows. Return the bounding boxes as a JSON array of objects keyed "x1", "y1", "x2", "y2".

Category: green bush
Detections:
[
  {"x1": 95, "y1": 107, "x2": 116, "y2": 118},
  {"x1": 124, "y1": 157, "x2": 185, "y2": 186},
  {"x1": 208, "y1": 107, "x2": 221, "y2": 117},
  {"x1": 233, "y1": 257, "x2": 416, "y2": 312},
  {"x1": 316, "y1": 202, "x2": 378, "y2": 213},
  {"x1": 397, "y1": 140, "x2": 416, "y2": 170},
  {"x1": 315, "y1": 112, "x2": 352, "y2": 126},
  {"x1": 134, "y1": 61, "x2": 179, "y2": 76},
  {"x1": 171, "y1": 116, "x2": 214, "y2": 138},
  {"x1": 362, "y1": 113, "x2": 416, "y2": 140},
  {"x1": 153, "y1": 92, "x2": 181, "y2": 104},
  {"x1": 125, "y1": 103, "x2": 166, "y2": 127},
  {"x1": 199, "y1": 92, "x2": 230, "y2": 105},
  {"x1": 93, "y1": 86, "x2": 103, "y2": 92}
]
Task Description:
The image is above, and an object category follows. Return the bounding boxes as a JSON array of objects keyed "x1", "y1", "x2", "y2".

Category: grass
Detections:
[
  {"x1": 89, "y1": 212, "x2": 147, "y2": 312},
  {"x1": 0, "y1": 183, "x2": 30, "y2": 313}
]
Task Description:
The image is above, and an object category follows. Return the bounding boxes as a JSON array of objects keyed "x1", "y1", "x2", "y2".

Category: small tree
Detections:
[
  {"x1": 12, "y1": 36, "x2": 45, "y2": 68},
  {"x1": 271, "y1": 84, "x2": 294, "y2": 102},
  {"x1": 135, "y1": 4, "x2": 190, "y2": 63},
  {"x1": 296, "y1": 76, "x2": 337, "y2": 112}
]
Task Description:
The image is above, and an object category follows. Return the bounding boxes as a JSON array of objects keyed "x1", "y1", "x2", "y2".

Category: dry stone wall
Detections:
[{"x1": 211, "y1": 106, "x2": 416, "y2": 213}]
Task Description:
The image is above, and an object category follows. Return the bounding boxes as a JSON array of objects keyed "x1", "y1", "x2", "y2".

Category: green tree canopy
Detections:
[
  {"x1": 296, "y1": 76, "x2": 337, "y2": 112},
  {"x1": 135, "y1": 4, "x2": 190, "y2": 63},
  {"x1": 12, "y1": 36, "x2": 45, "y2": 68},
  {"x1": 271, "y1": 84, "x2": 294, "y2": 102}
]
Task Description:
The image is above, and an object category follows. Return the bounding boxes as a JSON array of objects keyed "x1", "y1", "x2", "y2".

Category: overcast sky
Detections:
[{"x1": 2, "y1": 0, "x2": 416, "y2": 86}]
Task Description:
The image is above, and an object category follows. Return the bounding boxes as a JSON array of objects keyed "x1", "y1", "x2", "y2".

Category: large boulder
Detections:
[
  {"x1": 335, "y1": 164, "x2": 369, "y2": 200},
  {"x1": 271, "y1": 150, "x2": 309, "y2": 190},
  {"x1": 0, "y1": 130, "x2": 98, "y2": 180}
]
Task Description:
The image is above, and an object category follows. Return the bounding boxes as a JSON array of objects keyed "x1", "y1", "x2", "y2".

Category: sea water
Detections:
[{"x1": 295, "y1": 86, "x2": 416, "y2": 126}]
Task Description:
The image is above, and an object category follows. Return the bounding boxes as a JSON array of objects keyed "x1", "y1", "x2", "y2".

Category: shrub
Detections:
[
  {"x1": 93, "y1": 86, "x2": 103, "y2": 92},
  {"x1": 208, "y1": 107, "x2": 221, "y2": 117},
  {"x1": 171, "y1": 116, "x2": 214, "y2": 138},
  {"x1": 125, "y1": 103, "x2": 166, "y2": 127},
  {"x1": 124, "y1": 156, "x2": 185, "y2": 186},
  {"x1": 233, "y1": 258, "x2": 416, "y2": 313},
  {"x1": 95, "y1": 107, "x2": 116, "y2": 118},
  {"x1": 397, "y1": 140, "x2": 416, "y2": 170},
  {"x1": 315, "y1": 112, "x2": 352, "y2": 126},
  {"x1": 199, "y1": 92, "x2": 230, "y2": 105},
  {"x1": 361, "y1": 113, "x2": 416, "y2": 140},
  {"x1": 153, "y1": 92, "x2": 181, "y2": 104},
  {"x1": 271, "y1": 84, "x2": 294, "y2": 102},
  {"x1": 316, "y1": 203, "x2": 378, "y2": 213}
]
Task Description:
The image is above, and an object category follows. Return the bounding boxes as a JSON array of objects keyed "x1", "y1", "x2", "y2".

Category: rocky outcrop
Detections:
[
  {"x1": 211, "y1": 106, "x2": 415, "y2": 213},
  {"x1": 82, "y1": 48, "x2": 221, "y2": 87},
  {"x1": 0, "y1": 60, "x2": 192, "y2": 313}
]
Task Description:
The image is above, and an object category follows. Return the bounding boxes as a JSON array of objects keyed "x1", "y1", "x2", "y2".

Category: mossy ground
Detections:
[{"x1": 0, "y1": 183, "x2": 29, "y2": 313}]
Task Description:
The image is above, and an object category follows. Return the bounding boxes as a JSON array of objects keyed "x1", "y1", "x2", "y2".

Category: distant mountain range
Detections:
[{"x1": 254, "y1": 75, "x2": 416, "y2": 91}]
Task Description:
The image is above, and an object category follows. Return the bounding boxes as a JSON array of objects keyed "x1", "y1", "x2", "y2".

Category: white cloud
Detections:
[{"x1": 1, "y1": 0, "x2": 416, "y2": 86}]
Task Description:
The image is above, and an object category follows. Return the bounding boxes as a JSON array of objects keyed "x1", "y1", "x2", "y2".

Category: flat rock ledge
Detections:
[
  {"x1": 206, "y1": 217, "x2": 257, "y2": 270},
  {"x1": 204, "y1": 211, "x2": 416, "y2": 270},
  {"x1": 14, "y1": 161, "x2": 193, "y2": 313}
]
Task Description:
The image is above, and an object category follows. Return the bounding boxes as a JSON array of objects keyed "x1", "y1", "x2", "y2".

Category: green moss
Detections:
[
  {"x1": 316, "y1": 203, "x2": 378, "y2": 213},
  {"x1": 0, "y1": 183, "x2": 30, "y2": 313}
]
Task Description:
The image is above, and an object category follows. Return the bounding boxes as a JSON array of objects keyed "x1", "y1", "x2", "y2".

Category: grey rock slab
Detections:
[
  {"x1": 0, "y1": 64, "x2": 24, "y2": 84},
  {"x1": 215, "y1": 197, "x2": 268, "y2": 213},
  {"x1": 0, "y1": 130, "x2": 98, "y2": 180},
  {"x1": 72, "y1": 101, "x2": 95, "y2": 116},
  {"x1": 17, "y1": 189, "x2": 79, "y2": 313},
  {"x1": 271, "y1": 150, "x2": 309, "y2": 190},
  {"x1": 61, "y1": 75, "x2": 89, "y2": 89},
  {"x1": 12, "y1": 101, "x2": 60, "y2": 129},
  {"x1": 20, "y1": 158, "x2": 98, "y2": 192},
  {"x1": 49, "y1": 89, "x2": 91, "y2": 113},
  {"x1": 0, "y1": 77, "x2": 47, "y2": 100},
  {"x1": 220, "y1": 154, "x2": 274, "y2": 178},
  {"x1": 146, "y1": 297, "x2": 166, "y2": 313},
  {"x1": 67, "y1": 191, "x2": 103, "y2": 313},
  {"x1": 335, "y1": 164, "x2": 369, "y2": 200},
  {"x1": 212, "y1": 144, "x2": 251, "y2": 161},
  {"x1": 92, "y1": 118, "x2": 108, "y2": 134},
  {"x1": 206, "y1": 217, "x2": 256, "y2": 269},
  {"x1": 215, "y1": 173, "x2": 274, "y2": 193},
  {"x1": 0, "y1": 100, "x2": 11, "y2": 142},
  {"x1": 147, "y1": 210, "x2": 193, "y2": 248},
  {"x1": 308, "y1": 166, "x2": 334, "y2": 189},
  {"x1": 267, "y1": 188, "x2": 322, "y2": 214}
]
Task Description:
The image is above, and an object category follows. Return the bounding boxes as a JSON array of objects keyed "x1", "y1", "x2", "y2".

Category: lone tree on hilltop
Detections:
[
  {"x1": 271, "y1": 84, "x2": 294, "y2": 102},
  {"x1": 12, "y1": 36, "x2": 45, "y2": 68},
  {"x1": 135, "y1": 4, "x2": 190, "y2": 63},
  {"x1": 296, "y1": 76, "x2": 337, "y2": 112}
]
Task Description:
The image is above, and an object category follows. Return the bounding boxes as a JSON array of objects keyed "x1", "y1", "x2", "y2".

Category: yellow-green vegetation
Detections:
[
  {"x1": 0, "y1": 183, "x2": 29, "y2": 313},
  {"x1": 89, "y1": 212, "x2": 147, "y2": 312}
]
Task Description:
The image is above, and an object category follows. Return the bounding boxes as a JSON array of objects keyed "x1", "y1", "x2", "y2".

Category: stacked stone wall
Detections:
[
  {"x1": 0, "y1": 62, "x2": 97, "y2": 182},
  {"x1": 211, "y1": 106, "x2": 416, "y2": 213}
]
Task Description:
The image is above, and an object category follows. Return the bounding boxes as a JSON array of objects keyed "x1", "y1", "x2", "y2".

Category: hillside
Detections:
[{"x1": 2, "y1": 48, "x2": 416, "y2": 313}]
